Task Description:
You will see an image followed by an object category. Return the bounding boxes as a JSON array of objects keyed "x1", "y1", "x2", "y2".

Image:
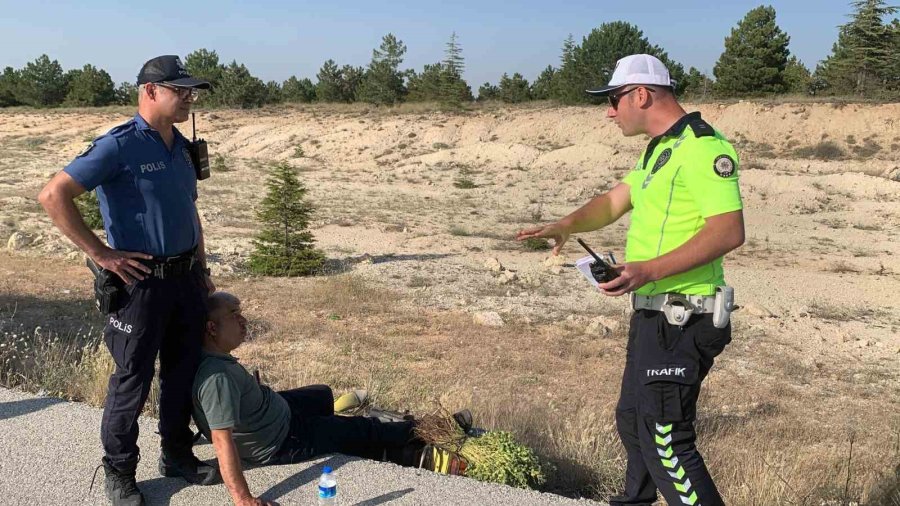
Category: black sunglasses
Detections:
[{"x1": 608, "y1": 86, "x2": 654, "y2": 109}]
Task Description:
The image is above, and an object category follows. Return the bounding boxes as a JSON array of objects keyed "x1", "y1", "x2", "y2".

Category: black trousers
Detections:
[
  {"x1": 609, "y1": 310, "x2": 729, "y2": 506},
  {"x1": 100, "y1": 267, "x2": 207, "y2": 469},
  {"x1": 272, "y1": 385, "x2": 416, "y2": 465}
]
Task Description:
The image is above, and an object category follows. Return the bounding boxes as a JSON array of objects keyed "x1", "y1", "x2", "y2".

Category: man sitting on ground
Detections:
[{"x1": 192, "y1": 292, "x2": 420, "y2": 506}]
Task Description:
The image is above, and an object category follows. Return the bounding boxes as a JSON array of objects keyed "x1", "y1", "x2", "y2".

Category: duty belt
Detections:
[
  {"x1": 631, "y1": 292, "x2": 716, "y2": 326},
  {"x1": 140, "y1": 248, "x2": 197, "y2": 280},
  {"x1": 632, "y1": 293, "x2": 716, "y2": 313}
]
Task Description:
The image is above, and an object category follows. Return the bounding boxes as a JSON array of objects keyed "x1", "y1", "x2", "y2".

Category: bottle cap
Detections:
[{"x1": 323, "y1": 466, "x2": 333, "y2": 473}]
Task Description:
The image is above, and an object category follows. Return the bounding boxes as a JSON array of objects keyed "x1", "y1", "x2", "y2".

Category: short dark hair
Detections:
[{"x1": 207, "y1": 292, "x2": 240, "y2": 321}]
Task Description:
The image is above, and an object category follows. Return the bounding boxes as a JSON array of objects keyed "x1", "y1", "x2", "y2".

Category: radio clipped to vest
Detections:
[{"x1": 186, "y1": 112, "x2": 210, "y2": 180}]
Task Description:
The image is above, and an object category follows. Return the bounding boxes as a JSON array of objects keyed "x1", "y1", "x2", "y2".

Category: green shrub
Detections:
[
  {"x1": 75, "y1": 191, "x2": 103, "y2": 230},
  {"x1": 793, "y1": 141, "x2": 846, "y2": 160},
  {"x1": 448, "y1": 226, "x2": 471, "y2": 236},
  {"x1": 522, "y1": 238, "x2": 551, "y2": 251},
  {"x1": 453, "y1": 178, "x2": 477, "y2": 189},
  {"x1": 212, "y1": 153, "x2": 230, "y2": 172}
]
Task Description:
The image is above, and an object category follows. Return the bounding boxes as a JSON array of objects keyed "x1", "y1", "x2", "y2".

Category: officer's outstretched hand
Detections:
[
  {"x1": 598, "y1": 261, "x2": 653, "y2": 297},
  {"x1": 515, "y1": 223, "x2": 570, "y2": 256},
  {"x1": 93, "y1": 248, "x2": 152, "y2": 285}
]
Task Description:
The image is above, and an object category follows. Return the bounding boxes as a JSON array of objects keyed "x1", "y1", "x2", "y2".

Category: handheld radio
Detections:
[
  {"x1": 576, "y1": 237, "x2": 619, "y2": 283},
  {"x1": 187, "y1": 112, "x2": 210, "y2": 180}
]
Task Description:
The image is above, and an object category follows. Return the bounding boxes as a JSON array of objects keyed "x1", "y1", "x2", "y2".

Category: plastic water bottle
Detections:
[{"x1": 317, "y1": 466, "x2": 337, "y2": 505}]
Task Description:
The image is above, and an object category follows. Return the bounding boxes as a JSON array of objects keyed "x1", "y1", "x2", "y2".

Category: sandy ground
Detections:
[
  {"x1": 0, "y1": 101, "x2": 898, "y2": 502},
  {"x1": 2, "y1": 102, "x2": 898, "y2": 348}
]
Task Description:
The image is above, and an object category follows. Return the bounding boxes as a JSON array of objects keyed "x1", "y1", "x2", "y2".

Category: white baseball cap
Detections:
[{"x1": 586, "y1": 54, "x2": 674, "y2": 96}]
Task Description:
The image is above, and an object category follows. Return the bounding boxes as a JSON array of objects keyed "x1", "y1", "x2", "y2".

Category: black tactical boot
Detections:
[
  {"x1": 159, "y1": 446, "x2": 220, "y2": 485},
  {"x1": 101, "y1": 457, "x2": 145, "y2": 506}
]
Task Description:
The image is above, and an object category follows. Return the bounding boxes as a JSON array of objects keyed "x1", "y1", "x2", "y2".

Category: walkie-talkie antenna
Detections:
[
  {"x1": 192, "y1": 112, "x2": 197, "y2": 142},
  {"x1": 576, "y1": 237, "x2": 603, "y2": 264}
]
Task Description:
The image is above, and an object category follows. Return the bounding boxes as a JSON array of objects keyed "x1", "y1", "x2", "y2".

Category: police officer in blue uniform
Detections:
[{"x1": 39, "y1": 55, "x2": 219, "y2": 505}]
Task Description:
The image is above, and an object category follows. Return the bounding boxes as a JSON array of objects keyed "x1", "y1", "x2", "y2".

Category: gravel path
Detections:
[{"x1": 0, "y1": 387, "x2": 604, "y2": 505}]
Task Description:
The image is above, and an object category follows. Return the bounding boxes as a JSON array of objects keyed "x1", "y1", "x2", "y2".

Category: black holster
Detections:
[{"x1": 87, "y1": 258, "x2": 124, "y2": 314}]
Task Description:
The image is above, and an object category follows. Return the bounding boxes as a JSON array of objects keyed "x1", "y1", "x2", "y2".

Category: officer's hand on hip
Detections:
[
  {"x1": 93, "y1": 247, "x2": 153, "y2": 285},
  {"x1": 598, "y1": 261, "x2": 653, "y2": 297},
  {"x1": 515, "y1": 222, "x2": 570, "y2": 256}
]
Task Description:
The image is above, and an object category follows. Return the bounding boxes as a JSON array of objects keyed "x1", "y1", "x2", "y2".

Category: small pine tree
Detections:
[
  {"x1": 357, "y1": 33, "x2": 408, "y2": 105},
  {"x1": 530, "y1": 66, "x2": 556, "y2": 100},
  {"x1": 477, "y1": 82, "x2": 499, "y2": 101},
  {"x1": 316, "y1": 60, "x2": 344, "y2": 102},
  {"x1": 782, "y1": 56, "x2": 813, "y2": 93},
  {"x1": 18, "y1": 54, "x2": 68, "y2": 107},
  {"x1": 339, "y1": 64, "x2": 365, "y2": 103},
  {"x1": 0, "y1": 67, "x2": 22, "y2": 107},
  {"x1": 551, "y1": 34, "x2": 582, "y2": 103},
  {"x1": 407, "y1": 63, "x2": 445, "y2": 101},
  {"x1": 553, "y1": 24, "x2": 686, "y2": 103},
  {"x1": 818, "y1": 0, "x2": 899, "y2": 96},
  {"x1": 264, "y1": 80, "x2": 283, "y2": 104},
  {"x1": 682, "y1": 67, "x2": 715, "y2": 99},
  {"x1": 216, "y1": 61, "x2": 268, "y2": 108},
  {"x1": 498, "y1": 73, "x2": 532, "y2": 103},
  {"x1": 184, "y1": 48, "x2": 224, "y2": 105},
  {"x1": 249, "y1": 162, "x2": 324, "y2": 276},
  {"x1": 64, "y1": 64, "x2": 117, "y2": 106},
  {"x1": 115, "y1": 82, "x2": 138, "y2": 106},
  {"x1": 713, "y1": 5, "x2": 791, "y2": 96},
  {"x1": 282, "y1": 76, "x2": 317, "y2": 103},
  {"x1": 440, "y1": 32, "x2": 474, "y2": 105}
]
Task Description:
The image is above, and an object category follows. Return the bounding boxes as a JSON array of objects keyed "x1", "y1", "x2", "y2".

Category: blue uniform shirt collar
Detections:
[
  {"x1": 134, "y1": 113, "x2": 187, "y2": 145},
  {"x1": 133, "y1": 113, "x2": 152, "y2": 131}
]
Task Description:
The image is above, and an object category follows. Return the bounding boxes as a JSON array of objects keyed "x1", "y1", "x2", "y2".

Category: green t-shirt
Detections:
[
  {"x1": 621, "y1": 112, "x2": 743, "y2": 296},
  {"x1": 191, "y1": 350, "x2": 291, "y2": 464}
]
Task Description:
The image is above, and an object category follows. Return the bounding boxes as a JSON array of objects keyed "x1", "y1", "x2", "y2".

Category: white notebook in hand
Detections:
[
  {"x1": 575, "y1": 253, "x2": 617, "y2": 289},
  {"x1": 576, "y1": 255, "x2": 601, "y2": 288}
]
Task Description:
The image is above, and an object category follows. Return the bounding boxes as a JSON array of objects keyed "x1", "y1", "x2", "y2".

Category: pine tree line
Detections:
[{"x1": 1, "y1": 1, "x2": 897, "y2": 108}]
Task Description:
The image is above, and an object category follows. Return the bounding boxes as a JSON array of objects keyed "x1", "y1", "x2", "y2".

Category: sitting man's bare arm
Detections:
[{"x1": 210, "y1": 428, "x2": 277, "y2": 506}]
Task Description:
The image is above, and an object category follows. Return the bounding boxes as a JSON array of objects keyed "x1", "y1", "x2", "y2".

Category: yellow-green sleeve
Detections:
[
  {"x1": 682, "y1": 137, "x2": 743, "y2": 218},
  {"x1": 621, "y1": 156, "x2": 644, "y2": 188}
]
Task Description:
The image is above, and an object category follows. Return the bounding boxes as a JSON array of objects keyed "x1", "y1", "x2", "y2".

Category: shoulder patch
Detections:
[
  {"x1": 688, "y1": 118, "x2": 716, "y2": 138},
  {"x1": 651, "y1": 148, "x2": 672, "y2": 174},
  {"x1": 77, "y1": 142, "x2": 95, "y2": 158},
  {"x1": 713, "y1": 155, "x2": 736, "y2": 178},
  {"x1": 182, "y1": 147, "x2": 195, "y2": 170}
]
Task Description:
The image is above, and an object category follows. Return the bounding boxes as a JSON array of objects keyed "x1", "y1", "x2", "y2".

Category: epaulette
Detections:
[
  {"x1": 105, "y1": 118, "x2": 138, "y2": 138},
  {"x1": 687, "y1": 117, "x2": 716, "y2": 138}
]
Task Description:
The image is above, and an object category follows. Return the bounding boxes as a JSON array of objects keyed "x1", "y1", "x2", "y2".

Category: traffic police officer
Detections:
[
  {"x1": 39, "y1": 55, "x2": 219, "y2": 505},
  {"x1": 517, "y1": 54, "x2": 744, "y2": 506}
]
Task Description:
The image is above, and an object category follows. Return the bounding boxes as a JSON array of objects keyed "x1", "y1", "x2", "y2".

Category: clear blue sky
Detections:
[{"x1": 0, "y1": 1, "x2": 871, "y2": 89}]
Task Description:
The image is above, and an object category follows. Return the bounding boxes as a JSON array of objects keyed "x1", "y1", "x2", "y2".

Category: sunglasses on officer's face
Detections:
[
  {"x1": 154, "y1": 82, "x2": 200, "y2": 101},
  {"x1": 608, "y1": 86, "x2": 654, "y2": 109}
]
